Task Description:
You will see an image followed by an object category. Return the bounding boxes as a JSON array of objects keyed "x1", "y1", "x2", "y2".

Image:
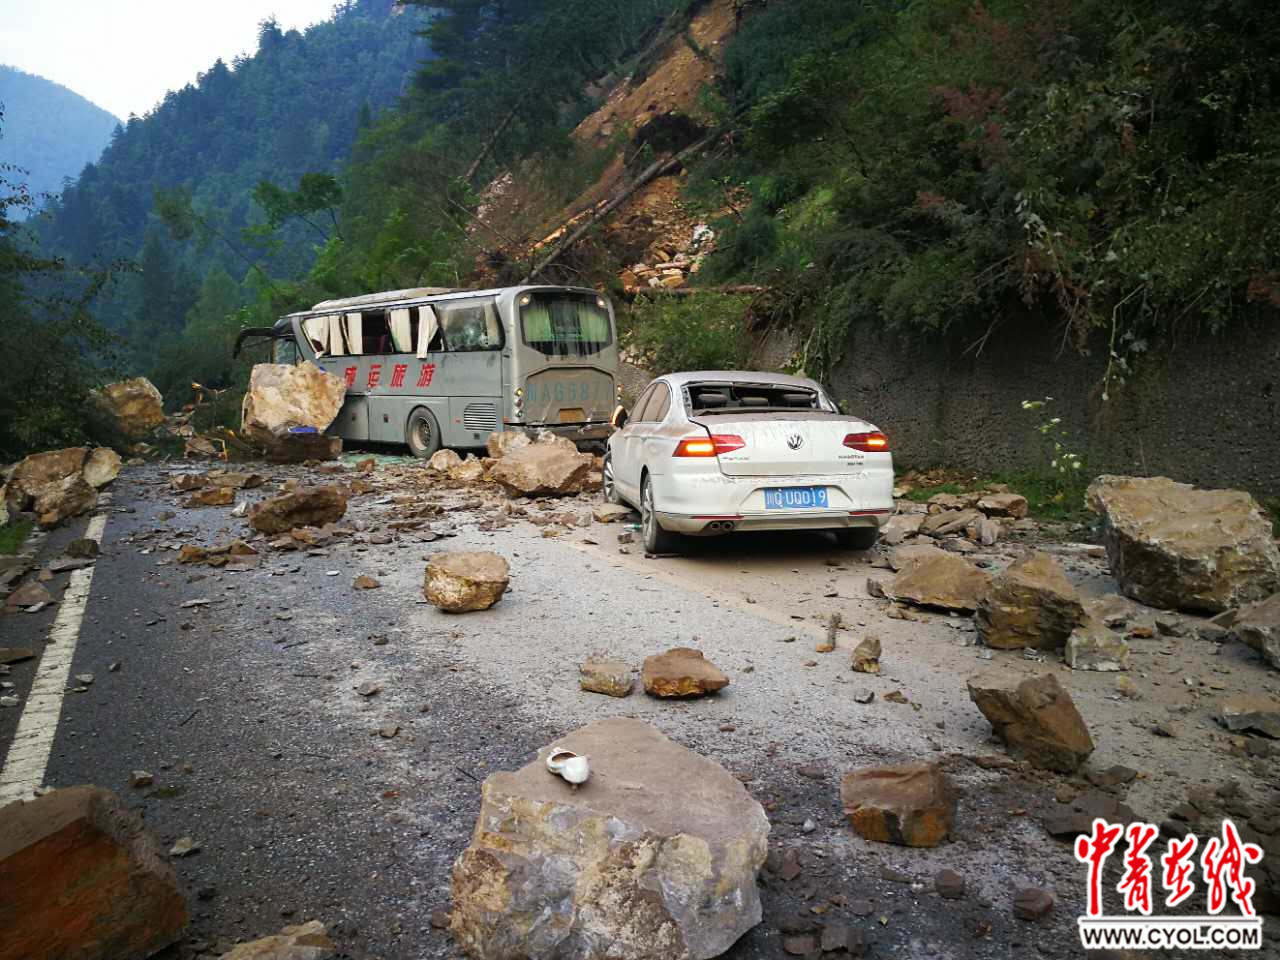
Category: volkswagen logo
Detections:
[{"x1": 786, "y1": 433, "x2": 804, "y2": 450}]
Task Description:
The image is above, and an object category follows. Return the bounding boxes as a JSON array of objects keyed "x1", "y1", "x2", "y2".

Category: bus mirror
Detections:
[{"x1": 610, "y1": 404, "x2": 628, "y2": 430}]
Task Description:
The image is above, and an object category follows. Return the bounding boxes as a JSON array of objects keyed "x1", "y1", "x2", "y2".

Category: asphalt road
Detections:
[{"x1": 3, "y1": 459, "x2": 1274, "y2": 959}]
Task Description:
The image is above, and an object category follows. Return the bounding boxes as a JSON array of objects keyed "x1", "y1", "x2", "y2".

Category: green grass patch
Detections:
[{"x1": 0, "y1": 519, "x2": 34, "y2": 555}]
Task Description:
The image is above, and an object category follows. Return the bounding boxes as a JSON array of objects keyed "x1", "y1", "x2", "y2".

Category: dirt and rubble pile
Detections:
[
  {"x1": 4, "y1": 447, "x2": 119, "y2": 529},
  {"x1": 450, "y1": 717, "x2": 768, "y2": 960},
  {"x1": 241, "y1": 362, "x2": 347, "y2": 446},
  {"x1": 90, "y1": 377, "x2": 166, "y2": 441},
  {"x1": 975, "y1": 552, "x2": 1085, "y2": 650},
  {"x1": 488, "y1": 433, "x2": 597, "y2": 497},
  {"x1": 840, "y1": 762, "x2": 954, "y2": 848},
  {"x1": 248, "y1": 486, "x2": 348, "y2": 535},
  {"x1": 0, "y1": 785, "x2": 188, "y2": 960},
  {"x1": 424, "y1": 551, "x2": 510, "y2": 612},
  {"x1": 1086, "y1": 475, "x2": 1280, "y2": 613},
  {"x1": 967, "y1": 671, "x2": 1095, "y2": 772}
]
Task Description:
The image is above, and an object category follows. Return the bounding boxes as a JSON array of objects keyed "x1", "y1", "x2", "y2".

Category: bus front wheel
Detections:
[{"x1": 406, "y1": 408, "x2": 442, "y2": 460}]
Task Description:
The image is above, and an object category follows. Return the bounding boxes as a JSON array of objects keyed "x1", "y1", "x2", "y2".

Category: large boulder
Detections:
[
  {"x1": 642, "y1": 647, "x2": 730, "y2": 697},
  {"x1": 975, "y1": 552, "x2": 1085, "y2": 650},
  {"x1": 489, "y1": 435, "x2": 596, "y2": 497},
  {"x1": 90, "y1": 377, "x2": 165, "y2": 440},
  {"x1": 1086, "y1": 475, "x2": 1280, "y2": 613},
  {"x1": 840, "y1": 762, "x2": 954, "y2": 847},
  {"x1": 1235, "y1": 593, "x2": 1280, "y2": 671},
  {"x1": 450, "y1": 717, "x2": 769, "y2": 960},
  {"x1": 966, "y1": 671, "x2": 1095, "y2": 773},
  {"x1": 241, "y1": 363, "x2": 347, "y2": 446},
  {"x1": 424, "y1": 551, "x2": 510, "y2": 612},
  {"x1": 4, "y1": 448, "x2": 101, "y2": 529},
  {"x1": 248, "y1": 486, "x2": 348, "y2": 535},
  {"x1": 485, "y1": 430, "x2": 532, "y2": 459},
  {"x1": 888, "y1": 550, "x2": 990, "y2": 612},
  {"x1": 82, "y1": 447, "x2": 123, "y2": 489},
  {"x1": 0, "y1": 786, "x2": 188, "y2": 960}
]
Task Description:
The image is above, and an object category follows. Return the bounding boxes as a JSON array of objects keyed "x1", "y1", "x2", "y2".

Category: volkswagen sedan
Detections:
[{"x1": 604, "y1": 371, "x2": 894, "y2": 554}]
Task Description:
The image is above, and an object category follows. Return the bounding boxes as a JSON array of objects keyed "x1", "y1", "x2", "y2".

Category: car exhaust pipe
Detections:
[{"x1": 704, "y1": 520, "x2": 737, "y2": 533}]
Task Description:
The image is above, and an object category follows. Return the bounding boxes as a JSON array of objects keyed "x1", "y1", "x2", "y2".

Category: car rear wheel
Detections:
[
  {"x1": 641, "y1": 474, "x2": 680, "y2": 554},
  {"x1": 835, "y1": 527, "x2": 878, "y2": 551},
  {"x1": 405, "y1": 407, "x2": 442, "y2": 459},
  {"x1": 602, "y1": 451, "x2": 622, "y2": 505}
]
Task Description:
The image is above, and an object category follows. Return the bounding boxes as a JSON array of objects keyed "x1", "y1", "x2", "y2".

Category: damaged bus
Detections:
[{"x1": 236, "y1": 285, "x2": 621, "y2": 458}]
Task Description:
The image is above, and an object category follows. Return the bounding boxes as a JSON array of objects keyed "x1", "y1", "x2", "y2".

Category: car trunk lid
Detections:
[{"x1": 689, "y1": 412, "x2": 874, "y2": 476}]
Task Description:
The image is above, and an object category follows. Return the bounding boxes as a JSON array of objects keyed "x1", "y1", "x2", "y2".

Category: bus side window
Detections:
[
  {"x1": 439, "y1": 302, "x2": 502, "y2": 352},
  {"x1": 360, "y1": 310, "x2": 392, "y2": 355},
  {"x1": 413, "y1": 306, "x2": 444, "y2": 353}
]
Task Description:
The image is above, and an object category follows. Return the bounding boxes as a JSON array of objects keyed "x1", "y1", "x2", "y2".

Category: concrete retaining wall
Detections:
[{"x1": 821, "y1": 317, "x2": 1280, "y2": 498}]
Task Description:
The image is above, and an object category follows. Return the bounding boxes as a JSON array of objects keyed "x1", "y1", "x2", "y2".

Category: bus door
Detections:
[{"x1": 433, "y1": 298, "x2": 505, "y2": 447}]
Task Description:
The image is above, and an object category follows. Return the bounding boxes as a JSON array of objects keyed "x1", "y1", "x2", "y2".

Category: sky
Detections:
[{"x1": 0, "y1": 0, "x2": 340, "y2": 120}]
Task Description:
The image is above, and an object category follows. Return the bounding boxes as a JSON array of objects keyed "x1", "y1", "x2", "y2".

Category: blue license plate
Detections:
[{"x1": 764, "y1": 486, "x2": 829, "y2": 510}]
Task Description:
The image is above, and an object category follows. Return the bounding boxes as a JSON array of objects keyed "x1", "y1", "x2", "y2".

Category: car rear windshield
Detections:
[
  {"x1": 520, "y1": 291, "x2": 613, "y2": 357},
  {"x1": 686, "y1": 381, "x2": 830, "y2": 414}
]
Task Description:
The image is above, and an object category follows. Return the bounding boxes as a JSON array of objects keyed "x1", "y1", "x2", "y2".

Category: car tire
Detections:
[
  {"x1": 835, "y1": 527, "x2": 879, "y2": 551},
  {"x1": 602, "y1": 451, "x2": 623, "y2": 505},
  {"x1": 405, "y1": 407, "x2": 442, "y2": 460},
  {"x1": 641, "y1": 474, "x2": 681, "y2": 555}
]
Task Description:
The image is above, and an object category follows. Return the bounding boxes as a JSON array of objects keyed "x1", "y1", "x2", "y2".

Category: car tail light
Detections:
[
  {"x1": 843, "y1": 431, "x2": 890, "y2": 452},
  {"x1": 673, "y1": 434, "x2": 746, "y2": 457}
]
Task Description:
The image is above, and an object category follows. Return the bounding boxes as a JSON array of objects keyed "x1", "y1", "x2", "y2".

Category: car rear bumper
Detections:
[{"x1": 657, "y1": 508, "x2": 892, "y2": 535}]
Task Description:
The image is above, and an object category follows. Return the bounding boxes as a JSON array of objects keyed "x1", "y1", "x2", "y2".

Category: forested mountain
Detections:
[
  {"x1": 32, "y1": 0, "x2": 428, "y2": 377},
  {"x1": 5, "y1": 0, "x2": 1278, "y2": 461},
  {"x1": 0, "y1": 66, "x2": 119, "y2": 218}
]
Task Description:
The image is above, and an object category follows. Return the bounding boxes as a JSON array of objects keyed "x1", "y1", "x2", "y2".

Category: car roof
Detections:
[{"x1": 660, "y1": 370, "x2": 824, "y2": 390}]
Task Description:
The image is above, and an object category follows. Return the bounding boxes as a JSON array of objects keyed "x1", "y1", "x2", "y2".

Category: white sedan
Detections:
[{"x1": 604, "y1": 371, "x2": 894, "y2": 554}]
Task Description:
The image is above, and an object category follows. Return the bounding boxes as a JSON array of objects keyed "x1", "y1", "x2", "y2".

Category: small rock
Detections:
[
  {"x1": 74, "y1": 673, "x2": 94, "y2": 685},
  {"x1": 357, "y1": 680, "x2": 382, "y2": 697},
  {"x1": 424, "y1": 551, "x2": 510, "y2": 612},
  {"x1": 579, "y1": 657, "x2": 634, "y2": 697},
  {"x1": 1065, "y1": 618, "x2": 1131, "y2": 671},
  {"x1": 379, "y1": 724, "x2": 400, "y2": 739},
  {"x1": 851, "y1": 635, "x2": 881, "y2": 674},
  {"x1": 935, "y1": 868, "x2": 966, "y2": 899},
  {"x1": 352, "y1": 575, "x2": 380, "y2": 590},
  {"x1": 218, "y1": 921, "x2": 335, "y2": 960},
  {"x1": 641, "y1": 647, "x2": 729, "y2": 698},
  {"x1": 1216, "y1": 695, "x2": 1280, "y2": 739},
  {"x1": 591, "y1": 503, "x2": 632, "y2": 524},
  {"x1": 967, "y1": 671, "x2": 1094, "y2": 772},
  {"x1": 169, "y1": 836, "x2": 200, "y2": 857},
  {"x1": 1012, "y1": 887, "x2": 1054, "y2": 920},
  {"x1": 130, "y1": 770, "x2": 154, "y2": 789},
  {"x1": 853, "y1": 689, "x2": 875, "y2": 705},
  {"x1": 840, "y1": 762, "x2": 954, "y2": 847}
]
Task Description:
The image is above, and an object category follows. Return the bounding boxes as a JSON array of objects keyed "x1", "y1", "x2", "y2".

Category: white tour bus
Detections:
[{"x1": 237, "y1": 285, "x2": 621, "y2": 458}]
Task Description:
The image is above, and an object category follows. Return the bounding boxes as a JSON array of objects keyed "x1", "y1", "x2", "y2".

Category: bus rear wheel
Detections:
[{"x1": 406, "y1": 408, "x2": 442, "y2": 460}]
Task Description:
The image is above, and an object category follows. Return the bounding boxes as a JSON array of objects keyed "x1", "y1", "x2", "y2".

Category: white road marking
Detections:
[{"x1": 0, "y1": 513, "x2": 107, "y2": 805}]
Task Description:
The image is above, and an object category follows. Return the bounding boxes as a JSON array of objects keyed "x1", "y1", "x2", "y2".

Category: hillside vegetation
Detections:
[
  {"x1": 4, "y1": 0, "x2": 1278, "y2": 459},
  {"x1": 0, "y1": 66, "x2": 119, "y2": 216}
]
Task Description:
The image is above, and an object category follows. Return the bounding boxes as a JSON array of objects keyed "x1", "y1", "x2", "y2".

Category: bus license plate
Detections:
[{"x1": 764, "y1": 486, "x2": 829, "y2": 510}]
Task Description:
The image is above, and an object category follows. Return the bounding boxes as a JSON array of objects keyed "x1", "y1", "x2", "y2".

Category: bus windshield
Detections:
[{"x1": 520, "y1": 291, "x2": 612, "y2": 357}]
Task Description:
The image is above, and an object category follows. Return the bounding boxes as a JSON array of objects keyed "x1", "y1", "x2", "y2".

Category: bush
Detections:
[{"x1": 620, "y1": 293, "x2": 751, "y2": 374}]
